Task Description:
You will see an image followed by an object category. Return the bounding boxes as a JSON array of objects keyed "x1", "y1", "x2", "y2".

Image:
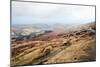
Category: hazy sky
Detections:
[{"x1": 12, "y1": 1, "x2": 95, "y2": 25}]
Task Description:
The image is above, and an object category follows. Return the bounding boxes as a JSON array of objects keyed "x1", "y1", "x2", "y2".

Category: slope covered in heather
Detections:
[{"x1": 11, "y1": 22, "x2": 96, "y2": 66}]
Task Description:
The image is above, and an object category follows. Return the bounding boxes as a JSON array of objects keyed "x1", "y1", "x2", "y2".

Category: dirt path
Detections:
[{"x1": 30, "y1": 46, "x2": 70, "y2": 65}]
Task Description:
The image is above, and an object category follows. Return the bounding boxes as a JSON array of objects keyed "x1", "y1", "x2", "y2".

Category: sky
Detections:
[{"x1": 12, "y1": 1, "x2": 95, "y2": 25}]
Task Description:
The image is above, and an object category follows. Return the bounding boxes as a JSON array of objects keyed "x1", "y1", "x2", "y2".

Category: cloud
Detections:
[{"x1": 12, "y1": 1, "x2": 95, "y2": 24}]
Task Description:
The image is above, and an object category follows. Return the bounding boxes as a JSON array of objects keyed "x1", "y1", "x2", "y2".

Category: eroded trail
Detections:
[{"x1": 31, "y1": 45, "x2": 71, "y2": 65}]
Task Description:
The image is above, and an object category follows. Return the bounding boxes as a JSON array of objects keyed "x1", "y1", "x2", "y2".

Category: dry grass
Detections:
[{"x1": 11, "y1": 22, "x2": 96, "y2": 66}]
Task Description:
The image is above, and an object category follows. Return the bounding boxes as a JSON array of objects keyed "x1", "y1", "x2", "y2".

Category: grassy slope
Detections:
[{"x1": 11, "y1": 22, "x2": 96, "y2": 66}]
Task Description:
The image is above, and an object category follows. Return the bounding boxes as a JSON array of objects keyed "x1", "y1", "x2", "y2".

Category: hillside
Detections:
[{"x1": 11, "y1": 22, "x2": 96, "y2": 66}]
